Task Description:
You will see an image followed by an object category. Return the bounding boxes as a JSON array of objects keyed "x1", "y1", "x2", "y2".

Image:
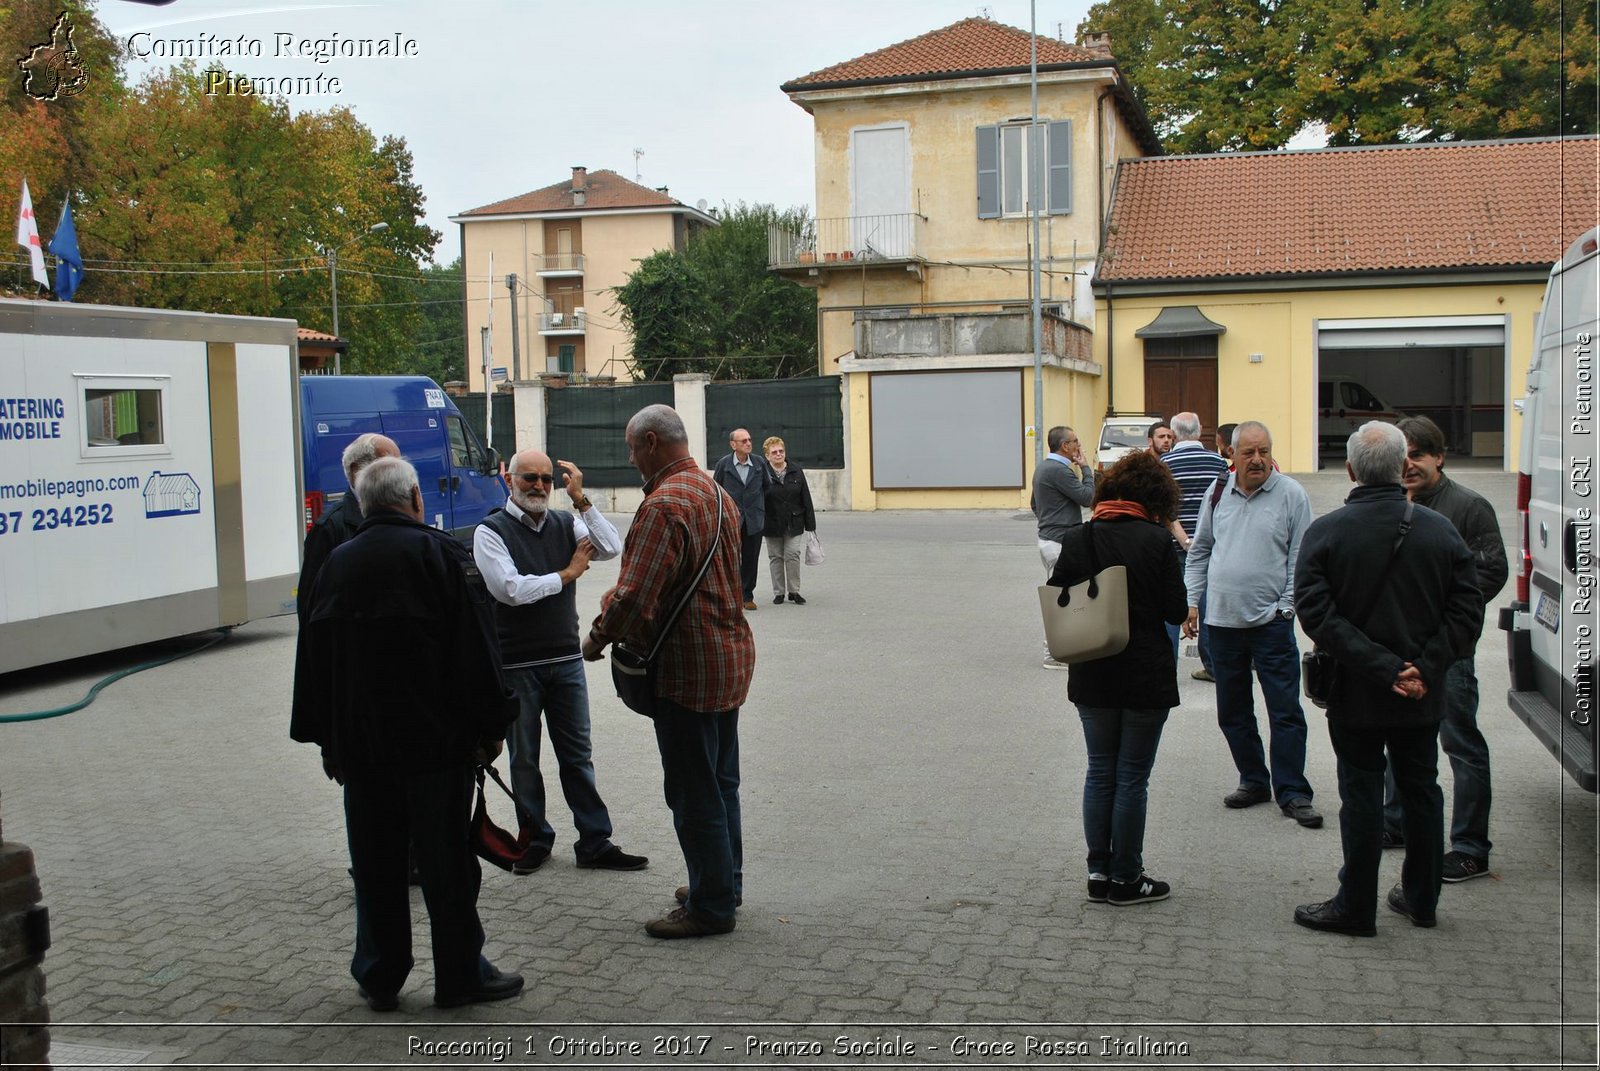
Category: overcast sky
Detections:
[{"x1": 96, "y1": 0, "x2": 1098, "y2": 265}]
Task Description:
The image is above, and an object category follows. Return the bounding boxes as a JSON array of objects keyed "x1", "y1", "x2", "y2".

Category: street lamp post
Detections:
[{"x1": 327, "y1": 221, "x2": 389, "y2": 375}]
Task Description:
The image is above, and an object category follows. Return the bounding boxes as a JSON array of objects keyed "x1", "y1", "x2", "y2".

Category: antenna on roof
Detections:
[
  {"x1": 633, "y1": 147, "x2": 644, "y2": 183},
  {"x1": 978, "y1": 6, "x2": 993, "y2": 18}
]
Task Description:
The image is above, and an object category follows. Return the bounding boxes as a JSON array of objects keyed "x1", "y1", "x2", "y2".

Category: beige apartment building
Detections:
[{"x1": 453, "y1": 167, "x2": 717, "y2": 390}]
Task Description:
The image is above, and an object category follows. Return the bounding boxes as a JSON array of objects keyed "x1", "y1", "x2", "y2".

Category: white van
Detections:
[
  {"x1": 1500, "y1": 227, "x2": 1598, "y2": 791},
  {"x1": 1318, "y1": 375, "x2": 1403, "y2": 450}
]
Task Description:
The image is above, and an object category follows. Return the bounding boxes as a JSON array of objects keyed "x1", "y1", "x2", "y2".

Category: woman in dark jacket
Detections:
[
  {"x1": 761, "y1": 435, "x2": 816, "y2": 605},
  {"x1": 1048, "y1": 451, "x2": 1188, "y2": 906}
]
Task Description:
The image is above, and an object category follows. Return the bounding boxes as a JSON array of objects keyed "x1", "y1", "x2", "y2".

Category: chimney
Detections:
[
  {"x1": 571, "y1": 166, "x2": 587, "y2": 207},
  {"x1": 655, "y1": 186, "x2": 669, "y2": 196},
  {"x1": 1079, "y1": 30, "x2": 1112, "y2": 57}
]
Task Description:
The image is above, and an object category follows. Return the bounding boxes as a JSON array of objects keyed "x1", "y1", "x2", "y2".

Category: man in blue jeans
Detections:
[
  {"x1": 474, "y1": 449, "x2": 647, "y2": 876},
  {"x1": 1184, "y1": 421, "x2": 1322, "y2": 828}
]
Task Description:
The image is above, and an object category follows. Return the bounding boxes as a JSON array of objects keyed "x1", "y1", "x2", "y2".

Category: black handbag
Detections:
[
  {"x1": 610, "y1": 492, "x2": 724, "y2": 717},
  {"x1": 1302, "y1": 501, "x2": 1414, "y2": 709}
]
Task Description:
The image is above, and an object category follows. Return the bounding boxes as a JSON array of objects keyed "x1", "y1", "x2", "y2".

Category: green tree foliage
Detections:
[
  {"x1": 1080, "y1": 0, "x2": 1596, "y2": 152},
  {"x1": 613, "y1": 203, "x2": 818, "y2": 381}
]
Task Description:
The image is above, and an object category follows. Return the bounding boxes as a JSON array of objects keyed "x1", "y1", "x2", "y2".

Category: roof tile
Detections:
[
  {"x1": 461, "y1": 169, "x2": 682, "y2": 217},
  {"x1": 784, "y1": 17, "x2": 1106, "y2": 89},
  {"x1": 1099, "y1": 137, "x2": 1599, "y2": 282}
]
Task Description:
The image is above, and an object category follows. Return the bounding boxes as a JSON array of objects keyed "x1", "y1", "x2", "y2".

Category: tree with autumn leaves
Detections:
[
  {"x1": 0, "y1": 0, "x2": 460, "y2": 378},
  {"x1": 1079, "y1": 0, "x2": 1596, "y2": 153}
]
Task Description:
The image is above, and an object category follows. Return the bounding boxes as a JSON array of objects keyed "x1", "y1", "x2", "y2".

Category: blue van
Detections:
[{"x1": 300, "y1": 376, "x2": 507, "y2": 541}]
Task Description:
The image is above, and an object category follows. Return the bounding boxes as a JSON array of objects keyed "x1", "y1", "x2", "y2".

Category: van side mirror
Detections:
[{"x1": 481, "y1": 446, "x2": 502, "y2": 477}]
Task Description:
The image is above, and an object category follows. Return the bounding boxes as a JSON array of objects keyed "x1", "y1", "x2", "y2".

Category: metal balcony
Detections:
[
  {"x1": 768, "y1": 213, "x2": 926, "y2": 272},
  {"x1": 537, "y1": 252, "x2": 586, "y2": 277},
  {"x1": 538, "y1": 309, "x2": 586, "y2": 334}
]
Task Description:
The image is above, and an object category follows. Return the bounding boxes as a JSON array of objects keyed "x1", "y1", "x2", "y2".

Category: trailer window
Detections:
[{"x1": 84, "y1": 387, "x2": 164, "y2": 447}]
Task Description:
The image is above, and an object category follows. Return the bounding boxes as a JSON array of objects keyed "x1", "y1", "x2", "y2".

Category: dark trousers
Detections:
[
  {"x1": 1076, "y1": 705, "x2": 1170, "y2": 883},
  {"x1": 738, "y1": 530, "x2": 763, "y2": 600},
  {"x1": 653, "y1": 700, "x2": 742, "y2": 921},
  {"x1": 344, "y1": 764, "x2": 487, "y2": 999},
  {"x1": 1209, "y1": 619, "x2": 1313, "y2": 803},
  {"x1": 1382, "y1": 658, "x2": 1491, "y2": 859},
  {"x1": 1327, "y1": 718, "x2": 1444, "y2": 925}
]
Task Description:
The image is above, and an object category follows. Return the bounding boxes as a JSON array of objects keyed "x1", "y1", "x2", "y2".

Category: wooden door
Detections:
[{"x1": 1144, "y1": 358, "x2": 1219, "y2": 441}]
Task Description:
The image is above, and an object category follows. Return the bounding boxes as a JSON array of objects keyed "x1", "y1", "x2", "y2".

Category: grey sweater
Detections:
[{"x1": 1031, "y1": 455, "x2": 1095, "y2": 541}]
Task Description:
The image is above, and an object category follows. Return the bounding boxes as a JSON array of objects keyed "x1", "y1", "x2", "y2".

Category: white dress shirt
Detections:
[{"x1": 472, "y1": 497, "x2": 621, "y2": 607}]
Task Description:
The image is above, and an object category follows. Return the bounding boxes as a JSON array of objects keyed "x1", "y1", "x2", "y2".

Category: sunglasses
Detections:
[{"x1": 513, "y1": 472, "x2": 555, "y2": 485}]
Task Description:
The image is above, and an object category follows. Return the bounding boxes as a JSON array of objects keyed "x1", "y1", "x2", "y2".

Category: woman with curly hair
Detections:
[{"x1": 1048, "y1": 450, "x2": 1188, "y2": 906}]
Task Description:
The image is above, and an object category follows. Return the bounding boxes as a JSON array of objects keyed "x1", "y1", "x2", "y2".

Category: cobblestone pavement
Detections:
[{"x1": 1, "y1": 470, "x2": 1595, "y2": 1068}]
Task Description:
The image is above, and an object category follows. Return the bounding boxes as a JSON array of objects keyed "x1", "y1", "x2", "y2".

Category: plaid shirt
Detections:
[{"x1": 592, "y1": 457, "x2": 754, "y2": 712}]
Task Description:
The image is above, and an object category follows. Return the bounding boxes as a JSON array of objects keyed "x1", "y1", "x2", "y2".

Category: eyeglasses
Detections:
[{"x1": 513, "y1": 472, "x2": 555, "y2": 485}]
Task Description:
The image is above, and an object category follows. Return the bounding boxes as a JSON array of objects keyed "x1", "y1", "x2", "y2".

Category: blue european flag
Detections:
[{"x1": 48, "y1": 200, "x2": 82, "y2": 302}]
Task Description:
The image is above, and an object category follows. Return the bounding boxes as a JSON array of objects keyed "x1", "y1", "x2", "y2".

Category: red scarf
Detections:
[{"x1": 1091, "y1": 500, "x2": 1154, "y2": 523}]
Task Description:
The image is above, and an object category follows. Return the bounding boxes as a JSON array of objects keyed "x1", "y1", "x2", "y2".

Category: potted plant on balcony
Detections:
[
  {"x1": 797, "y1": 251, "x2": 815, "y2": 264},
  {"x1": 824, "y1": 251, "x2": 839, "y2": 263},
  {"x1": 841, "y1": 250, "x2": 855, "y2": 261}
]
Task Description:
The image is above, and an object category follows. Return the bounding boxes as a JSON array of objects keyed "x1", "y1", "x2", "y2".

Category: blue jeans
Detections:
[
  {"x1": 653, "y1": 700, "x2": 742, "y2": 922},
  {"x1": 1076, "y1": 706, "x2": 1169, "y2": 883},
  {"x1": 1382, "y1": 658, "x2": 1490, "y2": 859},
  {"x1": 1209, "y1": 619, "x2": 1313, "y2": 803},
  {"x1": 1328, "y1": 718, "x2": 1443, "y2": 925},
  {"x1": 504, "y1": 659, "x2": 614, "y2": 861},
  {"x1": 344, "y1": 764, "x2": 490, "y2": 999}
]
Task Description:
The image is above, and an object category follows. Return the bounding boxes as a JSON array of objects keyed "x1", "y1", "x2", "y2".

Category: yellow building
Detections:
[
  {"x1": 771, "y1": 17, "x2": 1161, "y2": 509},
  {"x1": 1095, "y1": 136, "x2": 1600, "y2": 472},
  {"x1": 453, "y1": 168, "x2": 717, "y2": 389}
]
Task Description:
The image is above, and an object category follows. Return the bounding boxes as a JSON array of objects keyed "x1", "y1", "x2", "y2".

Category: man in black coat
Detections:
[
  {"x1": 295, "y1": 432, "x2": 399, "y2": 621},
  {"x1": 291, "y1": 456, "x2": 524, "y2": 1010},
  {"x1": 711, "y1": 426, "x2": 770, "y2": 611},
  {"x1": 1292, "y1": 422, "x2": 1483, "y2": 936}
]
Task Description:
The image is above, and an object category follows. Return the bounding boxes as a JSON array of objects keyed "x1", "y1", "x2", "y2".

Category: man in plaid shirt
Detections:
[{"x1": 583, "y1": 404, "x2": 754, "y2": 938}]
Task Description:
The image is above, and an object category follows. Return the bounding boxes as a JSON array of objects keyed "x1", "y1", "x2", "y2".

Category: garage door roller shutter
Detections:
[{"x1": 1318, "y1": 317, "x2": 1505, "y2": 349}]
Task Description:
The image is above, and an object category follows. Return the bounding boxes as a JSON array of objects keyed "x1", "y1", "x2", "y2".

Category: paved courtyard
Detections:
[{"x1": 1, "y1": 469, "x2": 1595, "y2": 1068}]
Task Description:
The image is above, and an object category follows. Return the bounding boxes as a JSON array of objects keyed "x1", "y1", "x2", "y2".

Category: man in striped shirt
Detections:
[
  {"x1": 1163, "y1": 412, "x2": 1231, "y2": 680},
  {"x1": 583, "y1": 404, "x2": 755, "y2": 939}
]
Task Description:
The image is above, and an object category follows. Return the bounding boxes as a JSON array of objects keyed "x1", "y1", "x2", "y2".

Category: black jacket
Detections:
[
  {"x1": 1412, "y1": 473, "x2": 1509, "y2": 609},
  {"x1": 762, "y1": 464, "x2": 816, "y2": 538},
  {"x1": 1049, "y1": 517, "x2": 1189, "y2": 709},
  {"x1": 712, "y1": 453, "x2": 770, "y2": 535},
  {"x1": 1294, "y1": 484, "x2": 1483, "y2": 725},
  {"x1": 296, "y1": 491, "x2": 363, "y2": 621},
  {"x1": 290, "y1": 511, "x2": 518, "y2": 777}
]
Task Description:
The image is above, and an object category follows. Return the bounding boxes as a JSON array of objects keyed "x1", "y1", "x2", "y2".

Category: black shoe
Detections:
[
  {"x1": 1086, "y1": 873, "x2": 1110, "y2": 903},
  {"x1": 1293, "y1": 899, "x2": 1376, "y2": 937},
  {"x1": 358, "y1": 986, "x2": 399, "y2": 1012},
  {"x1": 1441, "y1": 851, "x2": 1489, "y2": 883},
  {"x1": 435, "y1": 965, "x2": 524, "y2": 1008},
  {"x1": 1107, "y1": 875, "x2": 1169, "y2": 905},
  {"x1": 788, "y1": 593, "x2": 806, "y2": 605},
  {"x1": 511, "y1": 846, "x2": 551, "y2": 875},
  {"x1": 675, "y1": 884, "x2": 742, "y2": 907},
  {"x1": 1385, "y1": 883, "x2": 1437, "y2": 928},
  {"x1": 1281, "y1": 798, "x2": 1324, "y2": 828},
  {"x1": 774, "y1": 595, "x2": 785, "y2": 605},
  {"x1": 577, "y1": 845, "x2": 649, "y2": 871},
  {"x1": 1223, "y1": 784, "x2": 1271, "y2": 809},
  {"x1": 1381, "y1": 829, "x2": 1405, "y2": 849},
  {"x1": 645, "y1": 906, "x2": 736, "y2": 939}
]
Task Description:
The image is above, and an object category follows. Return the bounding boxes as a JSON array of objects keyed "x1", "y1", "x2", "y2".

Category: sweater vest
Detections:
[{"x1": 479, "y1": 508, "x2": 580, "y2": 666}]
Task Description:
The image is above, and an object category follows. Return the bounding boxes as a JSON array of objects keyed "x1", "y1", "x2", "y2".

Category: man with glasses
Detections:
[
  {"x1": 473, "y1": 449, "x2": 647, "y2": 876},
  {"x1": 1031, "y1": 425, "x2": 1094, "y2": 670},
  {"x1": 712, "y1": 427, "x2": 770, "y2": 611}
]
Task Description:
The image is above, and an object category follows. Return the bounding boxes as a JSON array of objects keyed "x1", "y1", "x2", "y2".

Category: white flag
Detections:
[{"x1": 16, "y1": 180, "x2": 48, "y2": 288}]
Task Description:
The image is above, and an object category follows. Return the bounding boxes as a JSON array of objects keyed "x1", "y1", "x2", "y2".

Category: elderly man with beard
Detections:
[{"x1": 473, "y1": 449, "x2": 647, "y2": 876}]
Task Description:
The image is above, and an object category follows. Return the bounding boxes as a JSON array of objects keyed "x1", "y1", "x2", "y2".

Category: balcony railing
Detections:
[
  {"x1": 768, "y1": 213, "x2": 925, "y2": 269},
  {"x1": 539, "y1": 309, "x2": 586, "y2": 333},
  {"x1": 537, "y1": 252, "x2": 586, "y2": 275}
]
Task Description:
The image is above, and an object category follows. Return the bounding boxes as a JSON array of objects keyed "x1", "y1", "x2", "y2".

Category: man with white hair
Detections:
[
  {"x1": 1292, "y1": 421, "x2": 1481, "y2": 936},
  {"x1": 1162, "y1": 412, "x2": 1229, "y2": 678},
  {"x1": 473, "y1": 449, "x2": 646, "y2": 876},
  {"x1": 296, "y1": 432, "x2": 399, "y2": 621}
]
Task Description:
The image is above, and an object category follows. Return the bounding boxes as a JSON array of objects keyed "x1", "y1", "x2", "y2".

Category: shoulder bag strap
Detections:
[
  {"x1": 1351, "y1": 500, "x2": 1415, "y2": 630},
  {"x1": 643, "y1": 487, "x2": 724, "y2": 661}
]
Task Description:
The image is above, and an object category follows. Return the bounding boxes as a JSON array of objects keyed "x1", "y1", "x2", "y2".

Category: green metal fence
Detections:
[
  {"x1": 455, "y1": 393, "x2": 516, "y2": 462},
  {"x1": 547, "y1": 383, "x2": 675, "y2": 486},
  {"x1": 704, "y1": 377, "x2": 844, "y2": 469}
]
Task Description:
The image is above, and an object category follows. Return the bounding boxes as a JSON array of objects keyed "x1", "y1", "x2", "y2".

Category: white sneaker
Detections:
[{"x1": 1041, "y1": 657, "x2": 1071, "y2": 671}]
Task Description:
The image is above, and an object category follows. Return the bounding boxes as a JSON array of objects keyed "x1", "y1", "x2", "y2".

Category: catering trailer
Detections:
[{"x1": 0, "y1": 299, "x2": 302, "y2": 674}]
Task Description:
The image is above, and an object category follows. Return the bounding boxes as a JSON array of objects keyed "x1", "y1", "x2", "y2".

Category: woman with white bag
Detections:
[{"x1": 760, "y1": 436, "x2": 817, "y2": 605}]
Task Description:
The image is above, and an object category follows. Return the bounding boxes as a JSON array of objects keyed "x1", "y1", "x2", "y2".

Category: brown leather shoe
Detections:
[
  {"x1": 674, "y1": 885, "x2": 741, "y2": 907},
  {"x1": 645, "y1": 906, "x2": 735, "y2": 939},
  {"x1": 743, "y1": 600, "x2": 758, "y2": 611}
]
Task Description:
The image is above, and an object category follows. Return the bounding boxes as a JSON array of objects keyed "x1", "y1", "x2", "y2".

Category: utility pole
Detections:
[{"x1": 506, "y1": 272, "x2": 520, "y2": 381}]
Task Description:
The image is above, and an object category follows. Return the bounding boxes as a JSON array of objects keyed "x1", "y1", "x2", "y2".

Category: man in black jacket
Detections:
[
  {"x1": 292, "y1": 456, "x2": 524, "y2": 1010},
  {"x1": 296, "y1": 432, "x2": 399, "y2": 621},
  {"x1": 1380, "y1": 417, "x2": 1508, "y2": 881},
  {"x1": 711, "y1": 427, "x2": 770, "y2": 611},
  {"x1": 1292, "y1": 421, "x2": 1482, "y2": 936}
]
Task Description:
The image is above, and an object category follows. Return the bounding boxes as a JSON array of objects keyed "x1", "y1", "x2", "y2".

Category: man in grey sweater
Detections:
[{"x1": 1031, "y1": 425, "x2": 1095, "y2": 670}]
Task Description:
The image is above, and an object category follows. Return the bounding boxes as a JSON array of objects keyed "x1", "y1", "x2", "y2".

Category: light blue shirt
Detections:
[{"x1": 1185, "y1": 469, "x2": 1312, "y2": 628}]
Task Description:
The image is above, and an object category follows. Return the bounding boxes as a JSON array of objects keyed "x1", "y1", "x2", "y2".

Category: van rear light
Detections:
[
  {"x1": 304, "y1": 490, "x2": 325, "y2": 531},
  {"x1": 1516, "y1": 472, "x2": 1532, "y2": 603}
]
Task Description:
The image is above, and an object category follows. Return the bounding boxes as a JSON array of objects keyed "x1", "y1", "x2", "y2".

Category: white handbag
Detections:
[
  {"x1": 1037, "y1": 522, "x2": 1130, "y2": 663},
  {"x1": 804, "y1": 530, "x2": 825, "y2": 566}
]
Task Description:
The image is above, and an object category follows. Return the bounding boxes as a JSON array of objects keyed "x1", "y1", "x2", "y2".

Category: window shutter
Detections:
[
  {"x1": 1047, "y1": 119, "x2": 1072, "y2": 215},
  {"x1": 976, "y1": 125, "x2": 1000, "y2": 219}
]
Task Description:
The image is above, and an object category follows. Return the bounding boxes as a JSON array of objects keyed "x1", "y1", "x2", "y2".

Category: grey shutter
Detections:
[
  {"x1": 1047, "y1": 119, "x2": 1072, "y2": 215},
  {"x1": 976, "y1": 125, "x2": 1000, "y2": 219}
]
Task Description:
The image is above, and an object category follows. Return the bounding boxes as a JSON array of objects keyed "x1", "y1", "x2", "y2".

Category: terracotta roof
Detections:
[
  {"x1": 1099, "y1": 136, "x2": 1600, "y2": 283},
  {"x1": 460, "y1": 170, "x2": 682, "y2": 217},
  {"x1": 783, "y1": 17, "x2": 1107, "y2": 90},
  {"x1": 297, "y1": 327, "x2": 338, "y2": 342}
]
